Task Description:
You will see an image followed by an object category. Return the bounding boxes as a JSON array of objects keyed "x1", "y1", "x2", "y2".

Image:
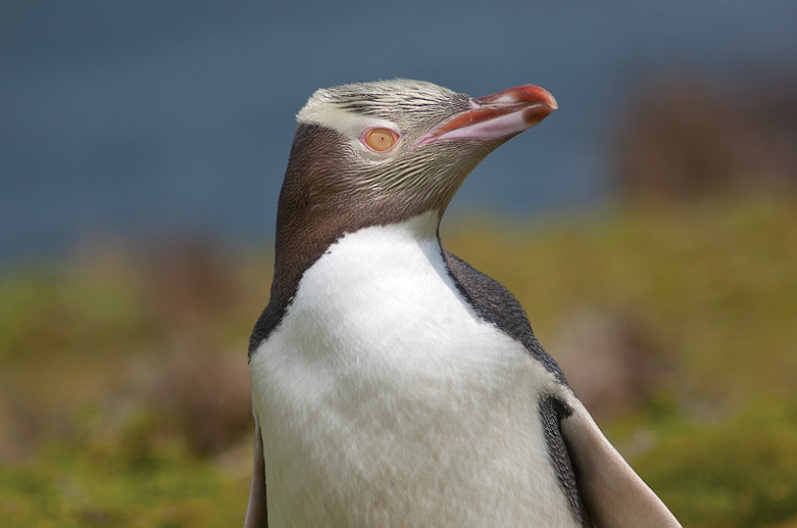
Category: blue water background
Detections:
[{"x1": 2, "y1": 1, "x2": 796, "y2": 262}]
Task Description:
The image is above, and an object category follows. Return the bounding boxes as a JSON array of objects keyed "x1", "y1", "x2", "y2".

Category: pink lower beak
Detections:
[{"x1": 416, "y1": 85, "x2": 557, "y2": 148}]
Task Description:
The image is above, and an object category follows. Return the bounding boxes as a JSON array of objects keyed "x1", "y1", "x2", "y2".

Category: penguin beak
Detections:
[{"x1": 415, "y1": 85, "x2": 557, "y2": 148}]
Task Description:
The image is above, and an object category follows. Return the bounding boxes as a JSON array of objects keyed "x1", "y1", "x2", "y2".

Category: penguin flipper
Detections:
[
  {"x1": 243, "y1": 422, "x2": 268, "y2": 528},
  {"x1": 561, "y1": 400, "x2": 682, "y2": 528}
]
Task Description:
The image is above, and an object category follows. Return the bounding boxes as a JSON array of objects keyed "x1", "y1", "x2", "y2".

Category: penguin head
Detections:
[{"x1": 284, "y1": 79, "x2": 557, "y2": 224}]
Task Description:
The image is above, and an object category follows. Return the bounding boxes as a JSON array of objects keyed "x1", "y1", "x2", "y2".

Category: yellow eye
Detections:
[{"x1": 363, "y1": 128, "x2": 399, "y2": 152}]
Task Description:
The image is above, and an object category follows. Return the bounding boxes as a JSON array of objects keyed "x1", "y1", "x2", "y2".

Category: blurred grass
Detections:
[
  {"x1": 2, "y1": 193, "x2": 797, "y2": 526},
  {"x1": 0, "y1": 431, "x2": 250, "y2": 527}
]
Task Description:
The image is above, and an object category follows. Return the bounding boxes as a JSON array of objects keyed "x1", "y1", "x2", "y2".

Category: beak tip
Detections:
[{"x1": 526, "y1": 85, "x2": 558, "y2": 111}]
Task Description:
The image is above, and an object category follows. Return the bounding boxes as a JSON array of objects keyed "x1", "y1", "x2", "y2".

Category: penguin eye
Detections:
[{"x1": 362, "y1": 128, "x2": 399, "y2": 152}]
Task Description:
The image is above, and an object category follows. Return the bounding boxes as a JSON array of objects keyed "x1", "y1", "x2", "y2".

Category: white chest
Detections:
[{"x1": 249, "y1": 214, "x2": 576, "y2": 528}]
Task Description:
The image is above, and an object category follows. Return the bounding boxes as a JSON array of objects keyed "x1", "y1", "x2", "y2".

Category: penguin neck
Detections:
[
  {"x1": 267, "y1": 182, "x2": 445, "y2": 339},
  {"x1": 272, "y1": 209, "x2": 442, "y2": 296}
]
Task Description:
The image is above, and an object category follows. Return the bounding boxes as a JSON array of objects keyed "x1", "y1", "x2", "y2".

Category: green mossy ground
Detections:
[{"x1": 2, "y1": 194, "x2": 796, "y2": 527}]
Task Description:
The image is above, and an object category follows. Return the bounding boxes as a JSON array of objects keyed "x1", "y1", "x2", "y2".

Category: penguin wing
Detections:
[
  {"x1": 244, "y1": 421, "x2": 268, "y2": 528},
  {"x1": 561, "y1": 398, "x2": 681, "y2": 527}
]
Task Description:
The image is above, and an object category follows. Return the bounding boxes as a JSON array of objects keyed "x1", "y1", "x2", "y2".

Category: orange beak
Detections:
[{"x1": 416, "y1": 85, "x2": 557, "y2": 148}]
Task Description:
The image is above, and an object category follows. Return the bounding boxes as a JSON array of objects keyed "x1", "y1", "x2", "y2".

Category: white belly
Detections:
[{"x1": 249, "y1": 213, "x2": 577, "y2": 528}]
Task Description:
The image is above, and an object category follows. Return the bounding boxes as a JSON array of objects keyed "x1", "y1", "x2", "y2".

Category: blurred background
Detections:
[{"x1": 2, "y1": 1, "x2": 797, "y2": 526}]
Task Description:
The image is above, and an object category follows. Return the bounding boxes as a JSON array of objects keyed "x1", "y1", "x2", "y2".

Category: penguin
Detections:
[{"x1": 244, "y1": 79, "x2": 681, "y2": 528}]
